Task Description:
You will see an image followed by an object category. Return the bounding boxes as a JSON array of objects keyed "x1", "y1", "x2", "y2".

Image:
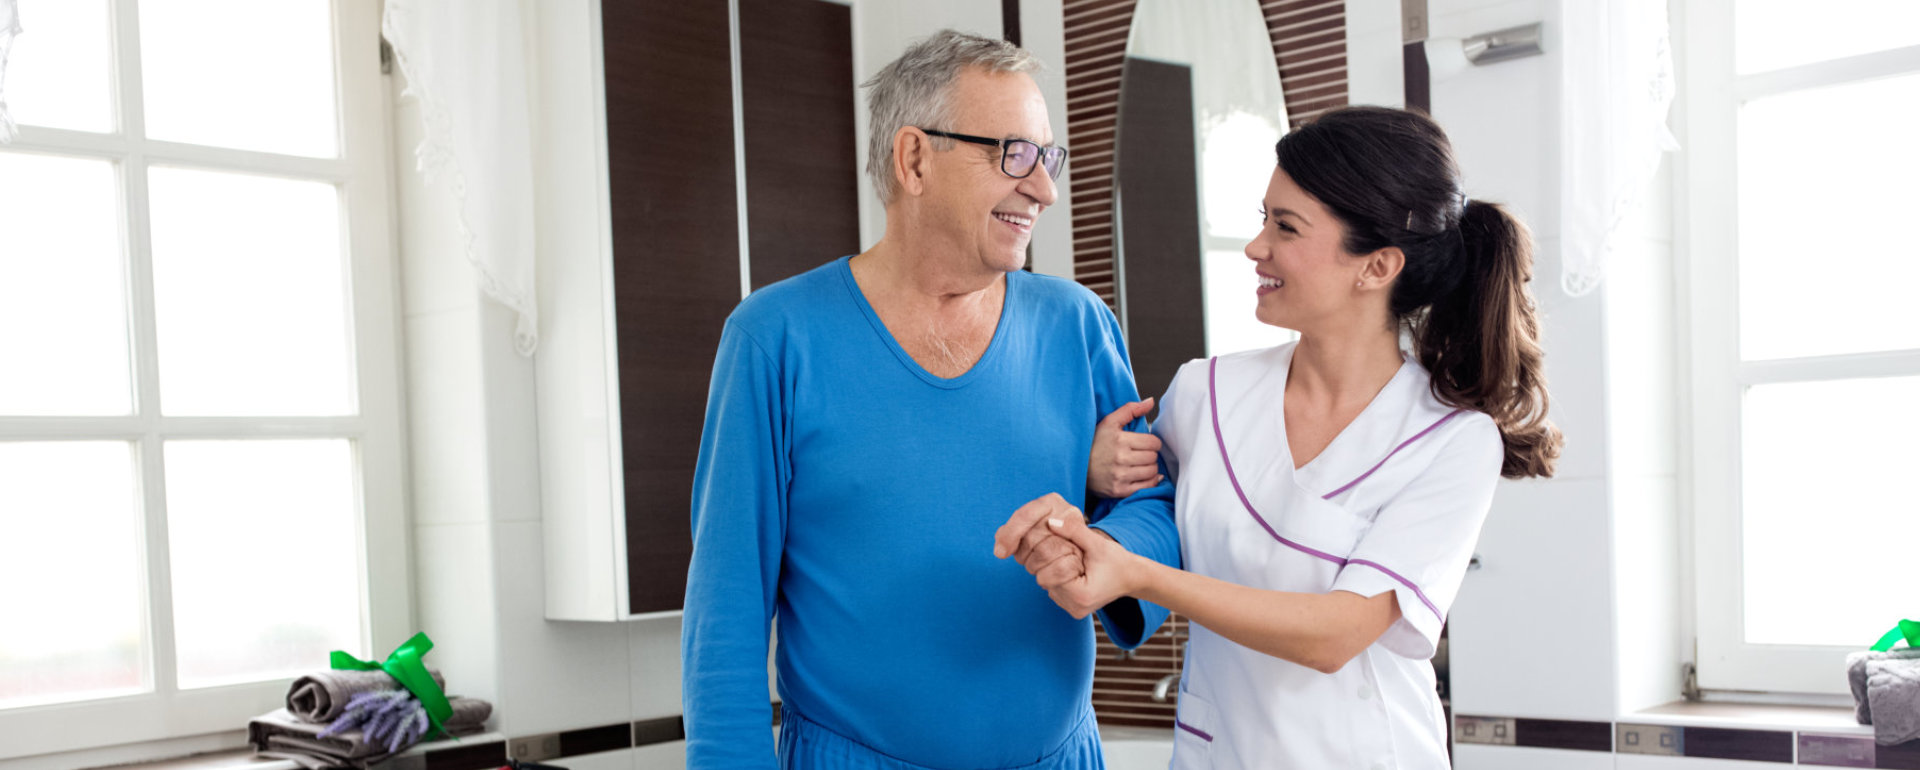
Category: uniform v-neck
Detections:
[{"x1": 1270, "y1": 343, "x2": 1416, "y2": 478}]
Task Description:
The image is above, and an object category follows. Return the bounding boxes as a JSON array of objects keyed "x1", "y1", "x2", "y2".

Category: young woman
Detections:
[{"x1": 1003, "y1": 105, "x2": 1563, "y2": 768}]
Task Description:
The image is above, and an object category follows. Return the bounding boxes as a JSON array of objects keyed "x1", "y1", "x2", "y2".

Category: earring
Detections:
[{"x1": 1355, "y1": 281, "x2": 1363, "y2": 288}]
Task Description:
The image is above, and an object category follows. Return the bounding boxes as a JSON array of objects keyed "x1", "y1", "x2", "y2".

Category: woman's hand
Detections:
[
  {"x1": 1088, "y1": 398, "x2": 1164, "y2": 499},
  {"x1": 994, "y1": 493, "x2": 1144, "y2": 618},
  {"x1": 1039, "y1": 515, "x2": 1143, "y2": 619}
]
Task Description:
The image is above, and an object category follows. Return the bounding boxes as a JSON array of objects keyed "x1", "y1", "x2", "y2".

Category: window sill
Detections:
[
  {"x1": 1631, "y1": 700, "x2": 1870, "y2": 736},
  {"x1": 94, "y1": 732, "x2": 507, "y2": 770}
]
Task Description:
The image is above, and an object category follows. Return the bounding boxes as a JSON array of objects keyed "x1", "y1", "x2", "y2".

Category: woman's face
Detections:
[{"x1": 1244, "y1": 167, "x2": 1365, "y2": 332}]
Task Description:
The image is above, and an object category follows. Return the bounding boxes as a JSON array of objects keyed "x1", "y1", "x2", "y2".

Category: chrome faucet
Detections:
[{"x1": 1152, "y1": 672, "x2": 1180, "y2": 702}]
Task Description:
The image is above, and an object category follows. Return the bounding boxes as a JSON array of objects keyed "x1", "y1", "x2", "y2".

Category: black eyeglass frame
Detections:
[{"x1": 918, "y1": 128, "x2": 1069, "y2": 180}]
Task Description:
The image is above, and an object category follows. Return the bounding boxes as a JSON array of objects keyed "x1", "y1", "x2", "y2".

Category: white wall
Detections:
[
  {"x1": 393, "y1": 1, "x2": 683, "y2": 767},
  {"x1": 391, "y1": 2, "x2": 1682, "y2": 768},
  {"x1": 1427, "y1": 0, "x2": 1689, "y2": 762}
]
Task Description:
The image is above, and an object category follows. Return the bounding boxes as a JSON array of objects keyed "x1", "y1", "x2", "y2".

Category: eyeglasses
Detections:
[{"x1": 919, "y1": 128, "x2": 1069, "y2": 180}]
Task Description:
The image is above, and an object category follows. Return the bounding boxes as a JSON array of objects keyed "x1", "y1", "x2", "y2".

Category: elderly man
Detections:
[{"x1": 681, "y1": 29, "x2": 1178, "y2": 770}]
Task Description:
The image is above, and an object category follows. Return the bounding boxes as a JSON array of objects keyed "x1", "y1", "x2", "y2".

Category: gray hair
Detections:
[{"x1": 862, "y1": 29, "x2": 1042, "y2": 204}]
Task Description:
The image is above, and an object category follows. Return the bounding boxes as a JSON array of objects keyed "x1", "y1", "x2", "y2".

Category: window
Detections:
[
  {"x1": 1681, "y1": 0, "x2": 1920, "y2": 694},
  {"x1": 0, "y1": 0, "x2": 407, "y2": 760}
]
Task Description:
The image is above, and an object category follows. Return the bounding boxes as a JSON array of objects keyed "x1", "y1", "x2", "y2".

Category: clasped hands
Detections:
[{"x1": 991, "y1": 399, "x2": 1162, "y2": 619}]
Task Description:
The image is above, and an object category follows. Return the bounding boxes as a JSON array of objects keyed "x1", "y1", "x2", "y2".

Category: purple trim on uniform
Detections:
[
  {"x1": 1321, "y1": 408, "x2": 1468, "y2": 500},
  {"x1": 1348, "y1": 558, "x2": 1442, "y2": 618},
  {"x1": 1175, "y1": 719, "x2": 1214, "y2": 742},
  {"x1": 1206, "y1": 358, "x2": 1350, "y2": 564},
  {"x1": 1206, "y1": 357, "x2": 1445, "y2": 622}
]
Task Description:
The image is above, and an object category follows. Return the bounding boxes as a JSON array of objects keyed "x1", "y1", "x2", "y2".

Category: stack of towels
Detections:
[
  {"x1": 1848, "y1": 648, "x2": 1920, "y2": 746},
  {"x1": 247, "y1": 668, "x2": 493, "y2": 769}
]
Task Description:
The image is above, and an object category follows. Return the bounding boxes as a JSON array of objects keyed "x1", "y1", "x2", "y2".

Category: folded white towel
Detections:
[{"x1": 1846, "y1": 648, "x2": 1920, "y2": 745}]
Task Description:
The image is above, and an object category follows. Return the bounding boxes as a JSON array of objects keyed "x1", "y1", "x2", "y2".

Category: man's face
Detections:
[{"x1": 922, "y1": 69, "x2": 1059, "y2": 275}]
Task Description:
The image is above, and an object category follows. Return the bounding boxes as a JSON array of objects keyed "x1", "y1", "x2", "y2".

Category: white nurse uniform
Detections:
[{"x1": 1152, "y1": 342, "x2": 1504, "y2": 769}]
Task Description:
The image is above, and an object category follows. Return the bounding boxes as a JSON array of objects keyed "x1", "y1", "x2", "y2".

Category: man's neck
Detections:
[{"x1": 851, "y1": 236, "x2": 1005, "y2": 309}]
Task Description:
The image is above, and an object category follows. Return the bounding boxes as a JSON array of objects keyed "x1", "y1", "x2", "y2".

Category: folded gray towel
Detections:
[
  {"x1": 1846, "y1": 648, "x2": 1920, "y2": 745},
  {"x1": 247, "y1": 698, "x2": 492, "y2": 769},
  {"x1": 285, "y1": 668, "x2": 446, "y2": 723}
]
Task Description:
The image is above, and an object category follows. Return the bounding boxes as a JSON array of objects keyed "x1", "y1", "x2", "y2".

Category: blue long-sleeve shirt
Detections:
[{"x1": 682, "y1": 257, "x2": 1177, "y2": 768}]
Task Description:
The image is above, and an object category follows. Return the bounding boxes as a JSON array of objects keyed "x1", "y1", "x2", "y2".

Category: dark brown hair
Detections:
[{"x1": 1275, "y1": 106, "x2": 1561, "y2": 478}]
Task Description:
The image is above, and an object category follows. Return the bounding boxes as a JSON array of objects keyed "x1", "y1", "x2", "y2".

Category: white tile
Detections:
[
  {"x1": 1530, "y1": 245, "x2": 1610, "y2": 482},
  {"x1": 404, "y1": 309, "x2": 492, "y2": 525},
  {"x1": 1433, "y1": 54, "x2": 1556, "y2": 237},
  {"x1": 1343, "y1": 1, "x2": 1400, "y2": 96},
  {"x1": 1610, "y1": 474, "x2": 1683, "y2": 713},
  {"x1": 1345, "y1": 27, "x2": 1406, "y2": 109},
  {"x1": 1604, "y1": 239, "x2": 1679, "y2": 479},
  {"x1": 549, "y1": 748, "x2": 641, "y2": 770},
  {"x1": 412, "y1": 522, "x2": 501, "y2": 705},
  {"x1": 1345, "y1": 0, "x2": 1403, "y2": 36},
  {"x1": 479, "y1": 300, "x2": 543, "y2": 524},
  {"x1": 1430, "y1": 0, "x2": 1551, "y2": 40},
  {"x1": 1450, "y1": 477, "x2": 1618, "y2": 720},
  {"x1": 1450, "y1": 744, "x2": 1613, "y2": 770},
  {"x1": 628, "y1": 615, "x2": 684, "y2": 721},
  {"x1": 489, "y1": 520, "x2": 632, "y2": 735},
  {"x1": 632, "y1": 740, "x2": 686, "y2": 770}
]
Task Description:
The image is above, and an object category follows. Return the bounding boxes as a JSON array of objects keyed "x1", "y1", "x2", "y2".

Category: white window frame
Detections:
[
  {"x1": 1681, "y1": 0, "x2": 1920, "y2": 695},
  {"x1": 0, "y1": 0, "x2": 410, "y2": 762}
]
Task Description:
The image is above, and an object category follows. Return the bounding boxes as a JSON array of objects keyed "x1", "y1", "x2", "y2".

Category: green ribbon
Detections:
[
  {"x1": 331, "y1": 632, "x2": 454, "y2": 738},
  {"x1": 1870, "y1": 619, "x2": 1920, "y2": 652}
]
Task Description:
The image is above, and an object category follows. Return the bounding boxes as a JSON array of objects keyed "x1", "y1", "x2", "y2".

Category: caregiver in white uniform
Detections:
[{"x1": 997, "y1": 106, "x2": 1564, "y2": 769}]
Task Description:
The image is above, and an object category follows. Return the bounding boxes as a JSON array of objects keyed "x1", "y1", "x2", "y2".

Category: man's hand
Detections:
[
  {"x1": 1088, "y1": 398, "x2": 1163, "y2": 499},
  {"x1": 994, "y1": 493, "x2": 1088, "y2": 584}
]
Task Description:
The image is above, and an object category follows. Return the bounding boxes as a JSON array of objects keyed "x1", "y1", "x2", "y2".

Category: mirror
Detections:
[
  {"x1": 1109, "y1": 0, "x2": 1406, "y2": 403},
  {"x1": 1111, "y1": 0, "x2": 1293, "y2": 404}
]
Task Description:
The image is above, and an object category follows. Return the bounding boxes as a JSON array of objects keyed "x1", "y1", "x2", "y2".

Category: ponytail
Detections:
[{"x1": 1415, "y1": 200, "x2": 1561, "y2": 478}]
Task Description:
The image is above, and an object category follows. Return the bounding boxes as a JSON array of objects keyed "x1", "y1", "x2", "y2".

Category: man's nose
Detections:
[{"x1": 1022, "y1": 161, "x2": 1059, "y2": 208}]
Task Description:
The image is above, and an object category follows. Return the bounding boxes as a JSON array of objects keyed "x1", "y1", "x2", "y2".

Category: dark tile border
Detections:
[
  {"x1": 1456, "y1": 714, "x2": 1920, "y2": 767},
  {"x1": 1685, "y1": 726, "x2": 1794, "y2": 763},
  {"x1": 421, "y1": 740, "x2": 507, "y2": 770},
  {"x1": 632, "y1": 715, "x2": 687, "y2": 746},
  {"x1": 1515, "y1": 718, "x2": 1613, "y2": 752},
  {"x1": 558, "y1": 723, "x2": 632, "y2": 757}
]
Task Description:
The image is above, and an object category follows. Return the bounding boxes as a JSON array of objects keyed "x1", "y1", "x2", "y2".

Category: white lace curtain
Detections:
[
  {"x1": 384, "y1": 0, "x2": 539, "y2": 354},
  {"x1": 1559, "y1": 0, "x2": 1678, "y2": 296},
  {"x1": 0, "y1": 0, "x2": 21, "y2": 143}
]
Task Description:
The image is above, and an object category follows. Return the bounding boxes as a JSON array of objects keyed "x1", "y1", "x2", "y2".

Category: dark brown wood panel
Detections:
[
  {"x1": 1114, "y1": 56, "x2": 1204, "y2": 413},
  {"x1": 603, "y1": 0, "x2": 740, "y2": 615},
  {"x1": 1262, "y1": 0, "x2": 1348, "y2": 130},
  {"x1": 1063, "y1": 0, "x2": 1136, "y2": 308},
  {"x1": 740, "y1": 0, "x2": 858, "y2": 289}
]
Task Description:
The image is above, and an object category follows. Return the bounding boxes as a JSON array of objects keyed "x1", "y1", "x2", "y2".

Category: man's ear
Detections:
[{"x1": 893, "y1": 126, "x2": 932, "y2": 198}]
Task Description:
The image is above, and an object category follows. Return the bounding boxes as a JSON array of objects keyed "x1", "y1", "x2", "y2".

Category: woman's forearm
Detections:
[{"x1": 1125, "y1": 555, "x2": 1399, "y2": 674}]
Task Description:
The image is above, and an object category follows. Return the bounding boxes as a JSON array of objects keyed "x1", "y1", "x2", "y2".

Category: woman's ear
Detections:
[{"x1": 1362, "y1": 246, "x2": 1406, "y2": 288}]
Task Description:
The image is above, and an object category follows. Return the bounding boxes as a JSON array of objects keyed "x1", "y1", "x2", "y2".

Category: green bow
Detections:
[
  {"x1": 1870, "y1": 619, "x2": 1920, "y2": 652},
  {"x1": 330, "y1": 632, "x2": 454, "y2": 738}
]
